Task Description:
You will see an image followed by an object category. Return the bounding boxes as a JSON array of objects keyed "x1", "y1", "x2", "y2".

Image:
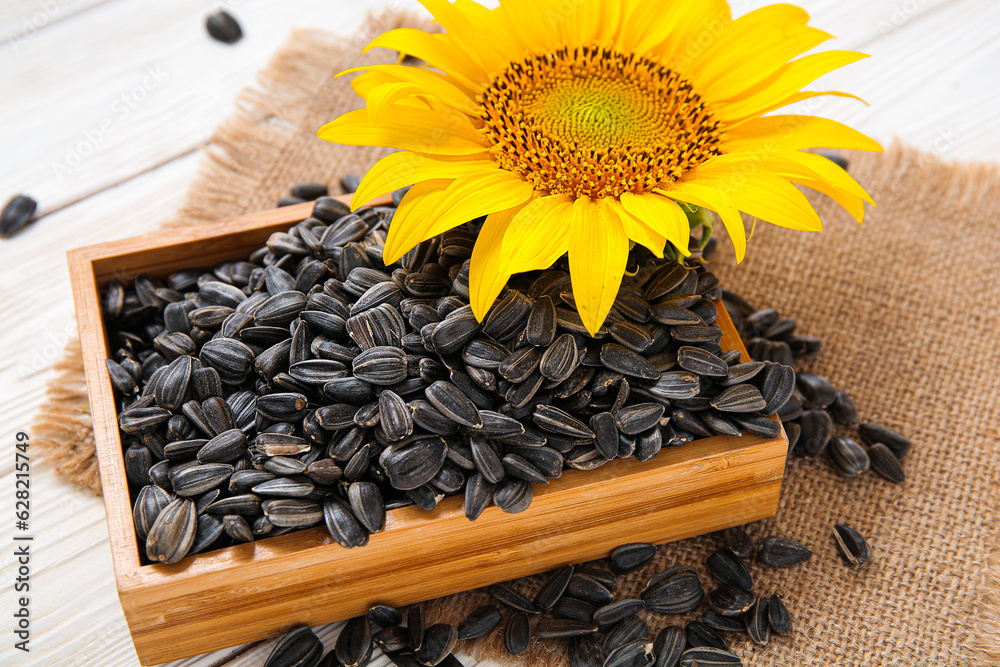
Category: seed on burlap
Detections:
[
  {"x1": 263, "y1": 627, "x2": 323, "y2": 667},
  {"x1": 569, "y1": 635, "x2": 603, "y2": 667},
  {"x1": 602, "y1": 616, "x2": 648, "y2": 655},
  {"x1": 504, "y1": 612, "x2": 531, "y2": 655},
  {"x1": 604, "y1": 638, "x2": 654, "y2": 667},
  {"x1": 335, "y1": 615, "x2": 374, "y2": 667},
  {"x1": 685, "y1": 621, "x2": 728, "y2": 650},
  {"x1": 562, "y1": 574, "x2": 611, "y2": 607},
  {"x1": 610, "y1": 543, "x2": 657, "y2": 573},
  {"x1": 767, "y1": 594, "x2": 792, "y2": 635},
  {"x1": 594, "y1": 599, "x2": 645, "y2": 627},
  {"x1": 758, "y1": 536, "x2": 812, "y2": 567},
  {"x1": 679, "y1": 646, "x2": 743, "y2": 666},
  {"x1": 457, "y1": 604, "x2": 502, "y2": 640},
  {"x1": 708, "y1": 585, "x2": 754, "y2": 616},
  {"x1": 707, "y1": 549, "x2": 753, "y2": 592},
  {"x1": 641, "y1": 566, "x2": 704, "y2": 614},
  {"x1": 829, "y1": 389, "x2": 858, "y2": 425},
  {"x1": 555, "y1": 597, "x2": 597, "y2": 622},
  {"x1": 858, "y1": 422, "x2": 913, "y2": 459},
  {"x1": 721, "y1": 526, "x2": 753, "y2": 559},
  {"x1": 653, "y1": 625, "x2": 685, "y2": 667},
  {"x1": 145, "y1": 498, "x2": 197, "y2": 564},
  {"x1": 868, "y1": 443, "x2": 906, "y2": 483},
  {"x1": 492, "y1": 583, "x2": 539, "y2": 614},
  {"x1": 827, "y1": 435, "x2": 869, "y2": 477},
  {"x1": 797, "y1": 409, "x2": 834, "y2": 457},
  {"x1": 795, "y1": 371, "x2": 837, "y2": 408},
  {"x1": 745, "y1": 596, "x2": 769, "y2": 645},
  {"x1": 701, "y1": 610, "x2": 744, "y2": 634},
  {"x1": 577, "y1": 562, "x2": 617, "y2": 591},
  {"x1": 535, "y1": 618, "x2": 599, "y2": 640},
  {"x1": 833, "y1": 523, "x2": 873, "y2": 566},
  {"x1": 323, "y1": 497, "x2": 369, "y2": 548}
]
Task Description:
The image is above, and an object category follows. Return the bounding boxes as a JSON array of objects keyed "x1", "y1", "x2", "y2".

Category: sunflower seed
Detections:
[
  {"x1": 536, "y1": 618, "x2": 599, "y2": 639},
  {"x1": 605, "y1": 638, "x2": 654, "y2": 667},
  {"x1": 323, "y1": 497, "x2": 369, "y2": 548},
  {"x1": 868, "y1": 443, "x2": 905, "y2": 483},
  {"x1": 652, "y1": 625, "x2": 685, "y2": 667},
  {"x1": 353, "y1": 346, "x2": 408, "y2": 385},
  {"x1": 569, "y1": 635, "x2": 603, "y2": 667},
  {"x1": 600, "y1": 343, "x2": 658, "y2": 380},
  {"x1": 531, "y1": 564, "x2": 574, "y2": 611},
  {"x1": 679, "y1": 647, "x2": 741, "y2": 667},
  {"x1": 594, "y1": 599, "x2": 645, "y2": 627},
  {"x1": 348, "y1": 481, "x2": 385, "y2": 532},
  {"x1": 336, "y1": 616, "x2": 373, "y2": 667},
  {"x1": 464, "y1": 473, "x2": 494, "y2": 521},
  {"x1": 499, "y1": 346, "x2": 542, "y2": 383},
  {"x1": 829, "y1": 389, "x2": 858, "y2": 425},
  {"x1": 106, "y1": 359, "x2": 138, "y2": 396},
  {"x1": 745, "y1": 596, "x2": 769, "y2": 645},
  {"x1": 416, "y1": 623, "x2": 457, "y2": 666},
  {"x1": 701, "y1": 611, "x2": 744, "y2": 634},
  {"x1": 206, "y1": 494, "x2": 261, "y2": 515},
  {"x1": 710, "y1": 385, "x2": 766, "y2": 413},
  {"x1": 262, "y1": 499, "x2": 323, "y2": 527},
  {"x1": 482, "y1": 290, "x2": 532, "y2": 341},
  {"x1": 457, "y1": 604, "x2": 502, "y2": 640},
  {"x1": 797, "y1": 409, "x2": 833, "y2": 457},
  {"x1": 602, "y1": 617, "x2": 647, "y2": 655},
  {"x1": 252, "y1": 477, "x2": 314, "y2": 498},
  {"x1": 264, "y1": 627, "x2": 323, "y2": 667},
  {"x1": 197, "y1": 429, "x2": 246, "y2": 463},
  {"x1": 493, "y1": 478, "x2": 533, "y2": 513},
  {"x1": 828, "y1": 436, "x2": 870, "y2": 477},
  {"x1": 172, "y1": 463, "x2": 234, "y2": 496},
  {"x1": 205, "y1": 10, "x2": 242, "y2": 43},
  {"x1": 145, "y1": 498, "x2": 197, "y2": 564},
  {"x1": 526, "y1": 295, "x2": 558, "y2": 346},
  {"x1": 707, "y1": 586, "x2": 754, "y2": 616},
  {"x1": 199, "y1": 338, "x2": 254, "y2": 384},
  {"x1": 645, "y1": 264, "x2": 689, "y2": 299},
  {"x1": 677, "y1": 347, "x2": 728, "y2": 377},
  {"x1": 795, "y1": 371, "x2": 836, "y2": 408},
  {"x1": 504, "y1": 613, "x2": 531, "y2": 655},
  {"x1": 492, "y1": 583, "x2": 539, "y2": 614},
  {"x1": 368, "y1": 604, "x2": 403, "y2": 628},
  {"x1": 373, "y1": 625, "x2": 409, "y2": 654},
  {"x1": 767, "y1": 594, "x2": 791, "y2": 635},
  {"x1": 858, "y1": 422, "x2": 912, "y2": 459},
  {"x1": 567, "y1": 574, "x2": 613, "y2": 606},
  {"x1": 380, "y1": 436, "x2": 448, "y2": 490},
  {"x1": 647, "y1": 372, "x2": 700, "y2": 399},
  {"x1": 615, "y1": 403, "x2": 664, "y2": 435},
  {"x1": 133, "y1": 485, "x2": 171, "y2": 540},
  {"x1": 555, "y1": 597, "x2": 597, "y2": 622},
  {"x1": 758, "y1": 536, "x2": 812, "y2": 567},
  {"x1": 534, "y1": 405, "x2": 594, "y2": 438},
  {"x1": 425, "y1": 381, "x2": 483, "y2": 428},
  {"x1": 379, "y1": 390, "x2": 414, "y2": 441},
  {"x1": 685, "y1": 621, "x2": 728, "y2": 650},
  {"x1": 707, "y1": 549, "x2": 753, "y2": 592},
  {"x1": 833, "y1": 523, "x2": 872, "y2": 565},
  {"x1": 431, "y1": 311, "x2": 481, "y2": 356},
  {"x1": 641, "y1": 566, "x2": 704, "y2": 614},
  {"x1": 610, "y1": 543, "x2": 656, "y2": 573}
]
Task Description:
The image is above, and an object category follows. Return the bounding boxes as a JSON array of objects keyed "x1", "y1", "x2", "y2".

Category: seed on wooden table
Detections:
[
  {"x1": 707, "y1": 549, "x2": 753, "y2": 592},
  {"x1": 534, "y1": 564, "x2": 574, "y2": 611},
  {"x1": 767, "y1": 594, "x2": 792, "y2": 635},
  {"x1": 504, "y1": 612, "x2": 531, "y2": 655},
  {"x1": 263, "y1": 627, "x2": 323, "y2": 667},
  {"x1": 145, "y1": 498, "x2": 197, "y2": 564},
  {"x1": 745, "y1": 596, "x2": 769, "y2": 645},
  {"x1": 568, "y1": 635, "x2": 603, "y2": 667},
  {"x1": 416, "y1": 623, "x2": 458, "y2": 666},
  {"x1": 685, "y1": 621, "x2": 728, "y2": 650},
  {"x1": 758, "y1": 536, "x2": 812, "y2": 567},
  {"x1": 833, "y1": 523, "x2": 873, "y2": 566},
  {"x1": 858, "y1": 422, "x2": 913, "y2": 459},
  {"x1": 795, "y1": 371, "x2": 837, "y2": 408},
  {"x1": 652, "y1": 625, "x2": 685, "y2": 667},
  {"x1": 0, "y1": 194, "x2": 37, "y2": 237},
  {"x1": 868, "y1": 443, "x2": 906, "y2": 483},
  {"x1": 708, "y1": 585, "x2": 754, "y2": 616},
  {"x1": 610, "y1": 543, "x2": 657, "y2": 573},
  {"x1": 797, "y1": 409, "x2": 834, "y2": 457},
  {"x1": 457, "y1": 604, "x2": 502, "y2": 640},
  {"x1": 593, "y1": 599, "x2": 645, "y2": 627},
  {"x1": 336, "y1": 615, "x2": 374, "y2": 667},
  {"x1": 492, "y1": 583, "x2": 539, "y2": 614},
  {"x1": 205, "y1": 10, "x2": 242, "y2": 43}
]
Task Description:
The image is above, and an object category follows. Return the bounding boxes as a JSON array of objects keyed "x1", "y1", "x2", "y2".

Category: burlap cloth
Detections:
[{"x1": 32, "y1": 18, "x2": 1000, "y2": 666}]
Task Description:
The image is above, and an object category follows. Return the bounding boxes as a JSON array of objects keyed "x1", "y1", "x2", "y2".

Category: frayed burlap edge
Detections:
[{"x1": 30, "y1": 10, "x2": 435, "y2": 495}]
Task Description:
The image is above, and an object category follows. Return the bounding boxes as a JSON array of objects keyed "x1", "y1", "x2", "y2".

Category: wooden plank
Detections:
[{"x1": 0, "y1": 0, "x2": 110, "y2": 47}]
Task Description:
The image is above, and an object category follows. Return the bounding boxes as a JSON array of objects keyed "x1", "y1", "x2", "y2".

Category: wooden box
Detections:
[{"x1": 68, "y1": 195, "x2": 787, "y2": 665}]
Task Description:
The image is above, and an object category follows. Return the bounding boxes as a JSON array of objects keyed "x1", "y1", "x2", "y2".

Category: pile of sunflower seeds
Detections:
[{"x1": 104, "y1": 185, "x2": 796, "y2": 566}]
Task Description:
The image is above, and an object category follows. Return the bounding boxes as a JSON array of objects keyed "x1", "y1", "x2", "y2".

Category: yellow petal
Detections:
[
  {"x1": 497, "y1": 0, "x2": 559, "y2": 52},
  {"x1": 619, "y1": 192, "x2": 690, "y2": 253},
  {"x1": 339, "y1": 64, "x2": 479, "y2": 113},
  {"x1": 364, "y1": 28, "x2": 486, "y2": 88},
  {"x1": 658, "y1": 181, "x2": 746, "y2": 262},
  {"x1": 366, "y1": 82, "x2": 429, "y2": 125},
  {"x1": 469, "y1": 205, "x2": 525, "y2": 320},
  {"x1": 754, "y1": 150, "x2": 875, "y2": 222},
  {"x1": 501, "y1": 195, "x2": 573, "y2": 272},
  {"x1": 725, "y1": 115, "x2": 885, "y2": 154},
  {"x1": 384, "y1": 179, "x2": 452, "y2": 262},
  {"x1": 714, "y1": 51, "x2": 868, "y2": 121},
  {"x1": 385, "y1": 170, "x2": 535, "y2": 263},
  {"x1": 610, "y1": 200, "x2": 667, "y2": 258},
  {"x1": 352, "y1": 152, "x2": 497, "y2": 210},
  {"x1": 698, "y1": 161, "x2": 824, "y2": 232},
  {"x1": 418, "y1": 0, "x2": 510, "y2": 74},
  {"x1": 652, "y1": 0, "x2": 731, "y2": 62},
  {"x1": 725, "y1": 90, "x2": 868, "y2": 128},
  {"x1": 318, "y1": 108, "x2": 486, "y2": 156},
  {"x1": 569, "y1": 198, "x2": 629, "y2": 336}
]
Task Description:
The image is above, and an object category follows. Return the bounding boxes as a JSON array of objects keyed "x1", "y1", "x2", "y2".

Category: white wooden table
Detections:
[{"x1": 1, "y1": 1, "x2": 997, "y2": 665}]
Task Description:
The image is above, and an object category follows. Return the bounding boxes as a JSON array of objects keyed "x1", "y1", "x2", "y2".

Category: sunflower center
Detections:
[{"x1": 480, "y1": 44, "x2": 722, "y2": 200}]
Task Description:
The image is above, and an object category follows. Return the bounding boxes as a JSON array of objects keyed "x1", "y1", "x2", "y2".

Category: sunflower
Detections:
[{"x1": 319, "y1": 0, "x2": 882, "y2": 335}]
